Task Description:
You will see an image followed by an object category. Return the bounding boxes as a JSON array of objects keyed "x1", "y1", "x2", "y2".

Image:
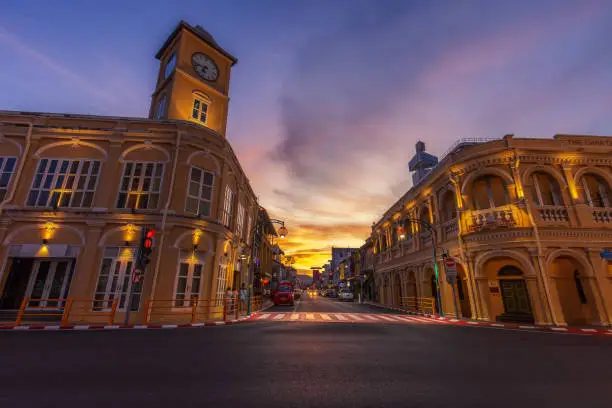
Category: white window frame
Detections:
[
  {"x1": 173, "y1": 251, "x2": 205, "y2": 308},
  {"x1": 191, "y1": 93, "x2": 210, "y2": 124},
  {"x1": 582, "y1": 175, "x2": 611, "y2": 208},
  {"x1": 0, "y1": 156, "x2": 18, "y2": 202},
  {"x1": 26, "y1": 158, "x2": 101, "y2": 208},
  {"x1": 221, "y1": 185, "x2": 234, "y2": 228},
  {"x1": 24, "y1": 259, "x2": 74, "y2": 309},
  {"x1": 185, "y1": 166, "x2": 214, "y2": 216},
  {"x1": 532, "y1": 172, "x2": 562, "y2": 207},
  {"x1": 236, "y1": 203, "x2": 245, "y2": 239},
  {"x1": 215, "y1": 263, "x2": 229, "y2": 305},
  {"x1": 93, "y1": 247, "x2": 142, "y2": 312},
  {"x1": 116, "y1": 161, "x2": 164, "y2": 210}
]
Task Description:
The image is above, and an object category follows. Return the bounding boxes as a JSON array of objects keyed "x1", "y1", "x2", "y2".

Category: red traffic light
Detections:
[
  {"x1": 144, "y1": 238, "x2": 153, "y2": 249},
  {"x1": 146, "y1": 229, "x2": 156, "y2": 239}
]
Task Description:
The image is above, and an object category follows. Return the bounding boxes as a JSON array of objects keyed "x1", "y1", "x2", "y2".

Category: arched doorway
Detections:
[
  {"x1": 455, "y1": 264, "x2": 472, "y2": 319},
  {"x1": 498, "y1": 266, "x2": 533, "y2": 323},
  {"x1": 549, "y1": 255, "x2": 599, "y2": 325},
  {"x1": 393, "y1": 273, "x2": 402, "y2": 306}
]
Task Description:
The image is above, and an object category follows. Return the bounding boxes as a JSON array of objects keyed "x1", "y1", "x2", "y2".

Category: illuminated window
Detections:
[
  {"x1": 174, "y1": 253, "x2": 203, "y2": 307},
  {"x1": 0, "y1": 156, "x2": 17, "y2": 202},
  {"x1": 531, "y1": 172, "x2": 562, "y2": 206},
  {"x1": 116, "y1": 162, "x2": 164, "y2": 210},
  {"x1": 582, "y1": 174, "x2": 611, "y2": 208},
  {"x1": 472, "y1": 175, "x2": 510, "y2": 210},
  {"x1": 191, "y1": 93, "x2": 209, "y2": 124},
  {"x1": 221, "y1": 186, "x2": 234, "y2": 228},
  {"x1": 185, "y1": 166, "x2": 214, "y2": 216},
  {"x1": 163, "y1": 53, "x2": 176, "y2": 79},
  {"x1": 236, "y1": 203, "x2": 245, "y2": 239},
  {"x1": 155, "y1": 94, "x2": 167, "y2": 119},
  {"x1": 27, "y1": 158, "x2": 100, "y2": 208}
]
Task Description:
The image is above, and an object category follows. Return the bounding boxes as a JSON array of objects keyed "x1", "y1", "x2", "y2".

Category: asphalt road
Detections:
[
  {"x1": 1, "y1": 293, "x2": 611, "y2": 408},
  {"x1": 267, "y1": 291, "x2": 388, "y2": 314}
]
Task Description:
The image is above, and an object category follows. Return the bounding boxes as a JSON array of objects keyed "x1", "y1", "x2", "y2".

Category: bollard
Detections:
[
  {"x1": 15, "y1": 297, "x2": 29, "y2": 326},
  {"x1": 191, "y1": 297, "x2": 198, "y2": 324}
]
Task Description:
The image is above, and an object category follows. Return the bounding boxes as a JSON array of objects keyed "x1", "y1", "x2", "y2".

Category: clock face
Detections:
[{"x1": 191, "y1": 53, "x2": 219, "y2": 81}]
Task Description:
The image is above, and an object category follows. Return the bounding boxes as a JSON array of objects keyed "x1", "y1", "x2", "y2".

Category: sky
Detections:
[{"x1": 2, "y1": 0, "x2": 612, "y2": 274}]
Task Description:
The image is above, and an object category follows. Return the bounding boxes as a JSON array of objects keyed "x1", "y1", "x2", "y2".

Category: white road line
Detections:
[
  {"x1": 320, "y1": 314, "x2": 332, "y2": 321},
  {"x1": 306, "y1": 313, "x2": 315, "y2": 320},
  {"x1": 362, "y1": 315, "x2": 380, "y2": 321},
  {"x1": 348, "y1": 314, "x2": 364, "y2": 321},
  {"x1": 290, "y1": 313, "x2": 300, "y2": 320},
  {"x1": 258, "y1": 314, "x2": 271, "y2": 320},
  {"x1": 334, "y1": 314, "x2": 348, "y2": 321},
  {"x1": 273, "y1": 314, "x2": 285, "y2": 320}
]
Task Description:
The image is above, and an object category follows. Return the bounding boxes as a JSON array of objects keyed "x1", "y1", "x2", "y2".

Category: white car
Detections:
[{"x1": 339, "y1": 290, "x2": 354, "y2": 301}]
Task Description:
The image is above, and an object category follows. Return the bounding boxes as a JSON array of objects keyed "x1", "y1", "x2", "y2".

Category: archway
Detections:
[
  {"x1": 406, "y1": 271, "x2": 418, "y2": 298},
  {"x1": 456, "y1": 264, "x2": 472, "y2": 318},
  {"x1": 549, "y1": 255, "x2": 599, "y2": 325},
  {"x1": 393, "y1": 273, "x2": 402, "y2": 306},
  {"x1": 497, "y1": 265, "x2": 534, "y2": 323}
]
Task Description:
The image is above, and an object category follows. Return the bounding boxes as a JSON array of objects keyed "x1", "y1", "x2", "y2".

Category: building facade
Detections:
[
  {"x1": 0, "y1": 21, "x2": 262, "y2": 323},
  {"x1": 370, "y1": 135, "x2": 612, "y2": 327}
]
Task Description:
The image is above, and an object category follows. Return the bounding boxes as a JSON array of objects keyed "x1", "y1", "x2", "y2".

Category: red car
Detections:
[{"x1": 274, "y1": 285, "x2": 294, "y2": 306}]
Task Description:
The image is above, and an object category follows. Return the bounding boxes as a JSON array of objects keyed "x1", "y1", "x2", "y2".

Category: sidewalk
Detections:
[{"x1": 364, "y1": 301, "x2": 612, "y2": 337}]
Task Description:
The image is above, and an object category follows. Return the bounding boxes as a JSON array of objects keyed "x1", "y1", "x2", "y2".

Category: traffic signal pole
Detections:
[{"x1": 125, "y1": 227, "x2": 155, "y2": 325}]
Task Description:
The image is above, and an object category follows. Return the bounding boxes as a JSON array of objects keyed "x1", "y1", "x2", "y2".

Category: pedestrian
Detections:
[
  {"x1": 239, "y1": 283, "x2": 248, "y2": 314},
  {"x1": 225, "y1": 287, "x2": 233, "y2": 317}
]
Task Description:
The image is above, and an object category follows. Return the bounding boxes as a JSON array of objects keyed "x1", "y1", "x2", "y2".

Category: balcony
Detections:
[
  {"x1": 441, "y1": 218, "x2": 459, "y2": 241},
  {"x1": 468, "y1": 205, "x2": 518, "y2": 233},
  {"x1": 592, "y1": 208, "x2": 612, "y2": 224},
  {"x1": 537, "y1": 205, "x2": 570, "y2": 224}
]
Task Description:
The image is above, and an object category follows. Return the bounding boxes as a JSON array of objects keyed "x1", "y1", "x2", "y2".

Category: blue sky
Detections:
[{"x1": 2, "y1": 0, "x2": 612, "y2": 269}]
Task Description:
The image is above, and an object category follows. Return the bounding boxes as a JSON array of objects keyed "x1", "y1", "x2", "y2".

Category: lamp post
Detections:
[{"x1": 397, "y1": 218, "x2": 443, "y2": 316}]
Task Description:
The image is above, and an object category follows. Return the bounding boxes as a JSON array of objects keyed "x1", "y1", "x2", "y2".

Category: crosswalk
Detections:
[{"x1": 253, "y1": 312, "x2": 445, "y2": 325}]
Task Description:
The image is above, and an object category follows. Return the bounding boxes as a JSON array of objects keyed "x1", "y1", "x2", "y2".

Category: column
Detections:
[
  {"x1": 208, "y1": 235, "x2": 226, "y2": 300},
  {"x1": 66, "y1": 226, "x2": 103, "y2": 299},
  {"x1": 585, "y1": 248, "x2": 612, "y2": 326},
  {"x1": 524, "y1": 276, "x2": 551, "y2": 326},
  {"x1": 463, "y1": 255, "x2": 482, "y2": 319},
  {"x1": 562, "y1": 164, "x2": 593, "y2": 227},
  {"x1": 475, "y1": 277, "x2": 490, "y2": 320},
  {"x1": 528, "y1": 249, "x2": 558, "y2": 326}
]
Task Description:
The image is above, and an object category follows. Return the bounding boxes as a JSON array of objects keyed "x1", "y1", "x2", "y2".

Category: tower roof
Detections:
[{"x1": 155, "y1": 20, "x2": 238, "y2": 65}]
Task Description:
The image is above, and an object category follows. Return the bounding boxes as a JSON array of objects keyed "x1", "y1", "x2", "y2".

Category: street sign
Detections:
[
  {"x1": 443, "y1": 257, "x2": 457, "y2": 280},
  {"x1": 600, "y1": 249, "x2": 612, "y2": 260},
  {"x1": 132, "y1": 268, "x2": 143, "y2": 284}
]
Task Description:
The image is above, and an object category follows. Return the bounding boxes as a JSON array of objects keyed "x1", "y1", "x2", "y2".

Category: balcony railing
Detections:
[
  {"x1": 537, "y1": 205, "x2": 569, "y2": 223},
  {"x1": 592, "y1": 207, "x2": 612, "y2": 224},
  {"x1": 441, "y1": 218, "x2": 459, "y2": 241},
  {"x1": 468, "y1": 205, "x2": 517, "y2": 233}
]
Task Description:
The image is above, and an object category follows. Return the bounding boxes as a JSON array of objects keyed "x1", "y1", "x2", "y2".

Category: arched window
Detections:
[
  {"x1": 498, "y1": 265, "x2": 523, "y2": 276},
  {"x1": 581, "y1": 173, "x2": 611, "y2": 208},
  {"x1": 574, "y1": 270, "x2": 587, "y2": 304},
  {"x1": 531, "y1": 171, "x2": 562, "y2": 206},
  {"x1": 439, "y1": 189, "x2": 457, "y2": 222},
  {"x1": 472, "y1": 175, "x2": 510, "y2": 210},
  {"x1": 191, "y1": 91, "x2": 211, "y2": 124}
]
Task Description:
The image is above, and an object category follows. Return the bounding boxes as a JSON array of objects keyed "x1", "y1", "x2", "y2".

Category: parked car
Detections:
[
  {"x1": 339, "y1": 289, "x2": 354, "y2": 302},
  {"x1": 327, "y1": 289, "x2": 337, "y2": 298},
  {"x1": 273, "y1": 285, "x2": 294, "y2": 306}
]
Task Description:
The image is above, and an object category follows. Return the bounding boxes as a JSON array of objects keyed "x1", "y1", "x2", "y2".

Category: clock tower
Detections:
[{"x1": 150, "y1": 21, "x2": 237, "y2": 137}]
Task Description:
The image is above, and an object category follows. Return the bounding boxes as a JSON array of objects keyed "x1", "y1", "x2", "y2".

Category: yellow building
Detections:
[
  {"x1": 0, "y1": 21, "x2": 261, "y2": 323},
  {"x1": 370, "y1": 135, "x2": 612, "y2": 327}
]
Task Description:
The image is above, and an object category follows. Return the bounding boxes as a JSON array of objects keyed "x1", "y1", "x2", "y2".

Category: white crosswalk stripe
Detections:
[
  {"x1": 256, "y1": 312, "x2": 448, "y2": 325},
  {"x1": 290, "y1": 313, "x2": 300, "y2": 320},
  {"x1": 334, "y1": 314, "x2": 348, "y2": 321},
  {"x1": 306, "y1": 313, "x2": 315, "y2": 320},
  {"x1": 273, "y1": 314, "x2": 285, "y2": 320},
  {"x1": 378, "y1": 315, "x2": 398, "y2": 322},
  {"x1": 258, "y1": 314, "x2": 271, "y2": 320},
  {"x1": 362, "y1": 315, "x2": 380, "y2": 321},
  {"x1": 347, "y1": 314, "x2": 364, "y2": 321},
  {"x1": 320, "y1": 314, "x2": 332, "y2": 321}
]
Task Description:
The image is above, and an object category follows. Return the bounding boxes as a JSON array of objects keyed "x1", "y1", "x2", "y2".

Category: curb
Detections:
[
  {"x1": 0, "y1": 314, "x2": 258, "y2": 332},
  {"x1": 363, "y1": 301, "x2": 612, "y2": 337}
]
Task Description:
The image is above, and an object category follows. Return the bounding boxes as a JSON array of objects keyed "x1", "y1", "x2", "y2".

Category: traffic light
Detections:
[{"x1": 138, "y1": 227, "x2": 156, "y2": 269}]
